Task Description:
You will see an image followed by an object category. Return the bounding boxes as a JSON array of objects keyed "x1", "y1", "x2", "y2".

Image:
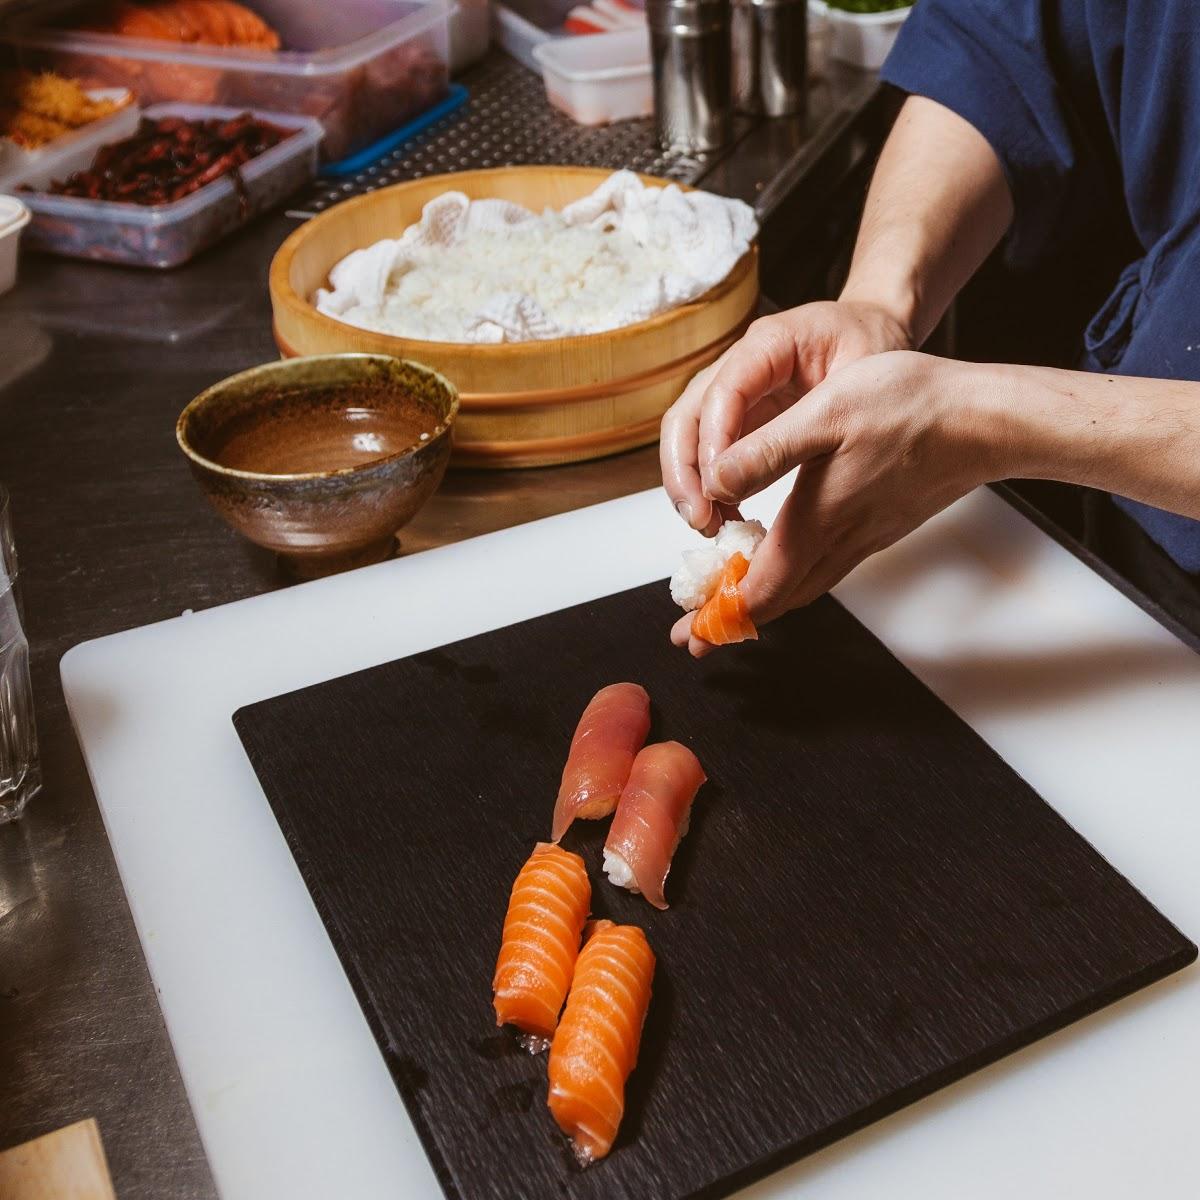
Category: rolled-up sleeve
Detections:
[{"x1": 881, "y1": 0, "x2": 1090, "y2": 268}]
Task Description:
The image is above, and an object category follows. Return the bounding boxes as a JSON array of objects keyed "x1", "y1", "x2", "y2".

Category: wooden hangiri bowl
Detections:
[{"x1": 269, "y1": 166, "x2": 759, "y2": 468}]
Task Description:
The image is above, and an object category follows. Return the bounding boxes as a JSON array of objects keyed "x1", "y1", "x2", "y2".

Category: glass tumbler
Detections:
[
  {"x1": 0, "y1": 485, "x2": 16, "y2": 606},
  {"x1": 0, "y1": 490, "x2": 39, "y2": 823}
]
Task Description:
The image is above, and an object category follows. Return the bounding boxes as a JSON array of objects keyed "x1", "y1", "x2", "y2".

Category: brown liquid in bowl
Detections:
[{"x1": 211, "y1": 394, "x2": 435, "y2": 476}]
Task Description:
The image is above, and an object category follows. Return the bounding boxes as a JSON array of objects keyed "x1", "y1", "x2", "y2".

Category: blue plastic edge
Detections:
[{"x1": 319, "y1": 84, "x2": 470, "y2": 179}]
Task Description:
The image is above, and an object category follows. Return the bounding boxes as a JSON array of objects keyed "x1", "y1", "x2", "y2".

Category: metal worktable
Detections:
[{"x1": 0, "y1": 49, "x2": 887, "y2": 1198}]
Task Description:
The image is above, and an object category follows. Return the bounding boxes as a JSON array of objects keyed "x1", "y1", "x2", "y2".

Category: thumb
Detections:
[
  {"x1": 736, "y1": 470, "x2": 826, "y2": 626},
  {"x1": 702, "y1": 392, "x2": 842, "y2": 504}
]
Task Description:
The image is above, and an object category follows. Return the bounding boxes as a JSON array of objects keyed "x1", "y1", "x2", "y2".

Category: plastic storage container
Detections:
[
  {"x1": 492, "y1": 0, "x2": 572, "y2": 72},
  {"x1": 532, "y1": 30, "x2": 651, "y2": 125},
  {"x1": 17, "y1": 103, "x2": 323, "y2": 269},
  {"x1": 0, "y1": 197, "x2": 31, "y2": 295},
  {"x1": 4, "y1": 0, "x2": 451, "y2": 161},
  {"x1": 808, "y1": 1, "x2": 910, "y2": 71},
  {"x1": 0, "y1": 89, "x2": 139, "y2": 192}
]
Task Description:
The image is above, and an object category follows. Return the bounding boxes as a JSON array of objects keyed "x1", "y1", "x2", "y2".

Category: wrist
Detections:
[
  {"x1": 948, "y1": 361, "x2": 1099, "y2": 486},
  {"x1": 934, "y1": 360, "x2": 1035, "y2": 486},
  {"x1": 836, "y1": 280, "x2": 919, "y2": 351}
]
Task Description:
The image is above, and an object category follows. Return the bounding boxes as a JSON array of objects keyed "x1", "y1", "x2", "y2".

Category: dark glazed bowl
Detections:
[{"x1": 177, "y1": 354, "x2": 458, "y2": 578}]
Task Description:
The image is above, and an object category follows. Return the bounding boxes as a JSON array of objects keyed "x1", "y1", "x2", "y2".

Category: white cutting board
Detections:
[{"x1": 62, "y1": 483, "x2": 1200, "y2": 1200}]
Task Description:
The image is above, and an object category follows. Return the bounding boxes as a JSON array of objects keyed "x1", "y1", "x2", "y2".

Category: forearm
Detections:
[
  {"x1": 975, "y1": 364, "x2": 1200, "y2": 520},
  {"x1": 840, "y1": 95, "x2": 1014, "y2": 348}
]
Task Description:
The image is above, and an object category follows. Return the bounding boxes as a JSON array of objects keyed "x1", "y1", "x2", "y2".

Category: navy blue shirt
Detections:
[{"x1": 882, "y1": 0, "x2": 1200, "y2": 572}]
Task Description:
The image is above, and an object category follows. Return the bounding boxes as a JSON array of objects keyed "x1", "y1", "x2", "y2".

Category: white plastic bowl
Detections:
[
  {"x1": 532, "y1": 29, "x2": 652, "y2": 126},
  {"x1": 0, "y1": 195, "x2": 31, "y2": 296},
  {"x1": 809, "y1": 0, "x2": 912, "y2": 71}
]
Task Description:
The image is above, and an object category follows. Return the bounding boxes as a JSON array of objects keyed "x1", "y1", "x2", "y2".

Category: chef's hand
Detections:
[
  {"x1": 668, "y1": 350, "x2": 1002, "y2": 656},
  {"x1": 660, "y1": 300, "x2": 913, "y2": 538}
]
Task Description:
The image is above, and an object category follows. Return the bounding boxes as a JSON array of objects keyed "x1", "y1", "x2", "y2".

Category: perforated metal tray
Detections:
[{"x1": 287, "y1": 50, "x2": 749, "y2": 218}]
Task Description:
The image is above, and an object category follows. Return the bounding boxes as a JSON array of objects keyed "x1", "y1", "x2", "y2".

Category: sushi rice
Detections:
[
  {"x1": 669, "y1": 519, "x2": 766, "y2": 612},
  {"x1": 602, "y1": 804, "x2": 692, "y2": 894}
]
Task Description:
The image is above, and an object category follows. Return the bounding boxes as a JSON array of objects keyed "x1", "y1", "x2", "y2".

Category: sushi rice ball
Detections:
[{"x1": 669, "y1": 519, "x2": 766, "y2": 612}]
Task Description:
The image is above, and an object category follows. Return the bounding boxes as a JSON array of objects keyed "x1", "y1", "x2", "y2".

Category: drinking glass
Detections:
[
  {"x1": 0, "y1": 488, "x2": 39, "y2": 823},
  {"x1": 0, "y1": 485, "x2": 16, "y2": 603}
]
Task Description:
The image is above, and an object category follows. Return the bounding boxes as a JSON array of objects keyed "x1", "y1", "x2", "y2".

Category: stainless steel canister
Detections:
[
  {"x1": 647, "y1": 0, "x2": 733, "y2": 153},
  {"x1": 732, "y1": 0, "x2": 807, "y2": 117}
]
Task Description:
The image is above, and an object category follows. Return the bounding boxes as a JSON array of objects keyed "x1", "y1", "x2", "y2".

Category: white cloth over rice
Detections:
[
  {"x1": 669, "y1": 519, "x2": 766, "y2": 612},
  {"x1": 314, "y1": 170, "x2": 758, "y2": 344}
]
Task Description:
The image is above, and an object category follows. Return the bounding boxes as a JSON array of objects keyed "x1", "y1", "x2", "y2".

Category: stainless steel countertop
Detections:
[{"x1": 0, "y1": 49, "x2": 885, "y2": 1196}]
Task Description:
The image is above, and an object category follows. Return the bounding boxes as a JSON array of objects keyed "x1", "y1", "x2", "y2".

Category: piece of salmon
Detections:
[
  {"x1": 89, "y1": 0, "x2": 280, "y2": 48},
  {"x1": 604, "y1": 741, "x2": 706, "y2": 910},
  {"x1": 493, "y1": 843, "x2": 591, "y2": 1043},
  {"x1": 547, "y1": 920, "x2": 655, "y2": 1164},
  {"x1": 552, "y1": 683, "x2": 651, "y2": 842},
  {"x1": 690, "y1": 552, "x2": 758, "y2": 645}
]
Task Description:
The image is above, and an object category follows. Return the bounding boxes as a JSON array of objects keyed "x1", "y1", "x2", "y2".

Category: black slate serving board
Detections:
[{"x1": 234, "y1": 583, "x2": 1195, "y2": 1200}]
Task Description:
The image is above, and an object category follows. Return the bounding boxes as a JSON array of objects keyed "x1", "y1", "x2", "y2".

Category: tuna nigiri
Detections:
[
  {"x1": 548, "y1": 920, "x2": 655, "y2": 1164},
  {"x1": 552, "y1": 683, "x2": 651, "y2": 842},
  {"x1": 603, "y1": 742, "x2": 706, "y2": 909},
  {"x1": 691, "y1": 552, "x2": 757, "y2": 645},
  {"x1": 493, "y1": 843, "x2": 591, "y2": 1046},
  {"x1": 670, "y1": 519, "x2": 765, "y2": 646}
]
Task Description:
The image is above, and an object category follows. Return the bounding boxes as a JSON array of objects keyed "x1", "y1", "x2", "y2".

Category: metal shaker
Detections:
[
  {"x1": 732, "y1": 0, "x2": 807, "y2": 117},
  {"x1": 647, "y1": 0, "x2": 733, "y2": 154}
]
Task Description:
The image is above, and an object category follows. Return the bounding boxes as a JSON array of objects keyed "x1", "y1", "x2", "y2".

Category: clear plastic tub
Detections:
[
  {"x1": 492, "y1": 0, "x2": 573, "y2": 72},
  {"x1": 4, "y1": 0, "x2": 451, "y2": 161},
  {"x1": 17, "y1": 103, "x2": 323, "y2": 269},
  {"x1": 808, "y1": 1, "x2": 911, "y2": 71},
  {"x1": 532, "y1": 30, "x2": 651, "y2": 125},
  {"x1": 0, "y1": 89, "x2": 139, "y2": 192}
]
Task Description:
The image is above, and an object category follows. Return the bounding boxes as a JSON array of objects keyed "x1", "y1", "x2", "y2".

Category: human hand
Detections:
[
  {"x1": 660, "y1": 299, "x2": 913, "y2": 539},
  {"x1": 669, "y1": 351, "x2": 1006, "y2": 656}
]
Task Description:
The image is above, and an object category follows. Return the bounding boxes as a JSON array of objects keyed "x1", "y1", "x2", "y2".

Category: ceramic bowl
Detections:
[{"x1": 177, "y1": 354, "x2": 458, "y2": 577}]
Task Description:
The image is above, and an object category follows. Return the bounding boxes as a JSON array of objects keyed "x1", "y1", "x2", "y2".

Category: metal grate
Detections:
[{"x1": 287, "y1": 51, "x2": 720, "y2": 218}]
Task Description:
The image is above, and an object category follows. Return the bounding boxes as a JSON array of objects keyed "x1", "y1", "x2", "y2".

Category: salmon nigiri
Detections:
[
  {"x1": 690, "y1": 552, "x2": 757, "y2": 645},
  {"x1": 493, "y1": 843, "x2": 591, "y2": 1045},
  {"x1": 603, "y1": 742, "x2": 706, "y2": 909},
  {"x1": 548, "y1": 920, "x2": 655, "y2": 1164},
  {"x1": 670, "y1": 519, "x2": 765, "y2": 646},
  {"x1": 551, "y1": 683, "x2": 651, "y2": 842}
]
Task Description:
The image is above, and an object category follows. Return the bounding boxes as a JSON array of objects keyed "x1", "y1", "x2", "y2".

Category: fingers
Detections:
[
  {"x1": 785, "y1": 546, "x2": 872, "y2": 609},
  {"x1": 669, "y1": 611, "x2": 716, "y2": 659},
  {"x1": 703, "y1": 390, "x2": 844, "y2": 505},
  {"x1": 696, "y1": 319, "x2": 801, "y2": 477},
  {"x1": 669, "y1": 467, "x2": 832, "y2": 657},
  {"x1": 662, "y1": 320, "x2": 807, "y2": 535},
  {"x1": 671, "y1": 475, "x2": 828, "y2": 657},
  {"x1": 670, "y1": 612, "x2": 693, "y2": 646},
  {"x1": 733, "y1": 459, "x2": 874, "y2": 625},
  {"x1": 660, "y1": 357, "x2": 726, "y2": 533},
  {"x1": 737, "y1": 467, "x2": 829, "y2": 625}
]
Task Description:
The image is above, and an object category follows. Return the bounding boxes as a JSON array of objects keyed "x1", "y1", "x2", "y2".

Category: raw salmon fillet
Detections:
[
  {"x1": 547, "y1": 920, "x2": 655, "y2": 1164},
  {"x1": 552, "y1": 683, "x2": 651, "y2": 842},
  {"x1": 88, "y1": 0, "x2": 280, "y2": 48},
  {"x1": 493, "y1": 843, "x2": 591, "y2": 1043},
  {"x1": 690, "y1": 552, "x2": 757, "y2": 645},
  {"x1": 604, "y1": 741, "x2": 706, "y2": 909}
]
